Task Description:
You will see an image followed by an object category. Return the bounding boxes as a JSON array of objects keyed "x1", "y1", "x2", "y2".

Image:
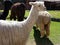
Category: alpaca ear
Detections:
[{"x1": 29, "y1": 2, "x2": 36, "y2": 5}]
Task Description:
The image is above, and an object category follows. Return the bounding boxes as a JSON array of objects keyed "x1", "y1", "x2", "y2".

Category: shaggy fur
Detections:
[
  {"x1": 0, "y1": 1, "x2": 45, "y2": 45},
  {"x1": 10, "y1": 2, "x2": 25, "y2": 21},
  {"x1": 36, "y1": 11, "x2": 51, "y2": 38}
]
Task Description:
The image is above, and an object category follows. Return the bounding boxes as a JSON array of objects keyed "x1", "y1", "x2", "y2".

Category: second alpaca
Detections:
[
  {"x1": 36, "y1": 11, "x2": 51, "y2": 38},
  {"x1": 10, "y1": 2, "x2": 25, "y2": 21}
]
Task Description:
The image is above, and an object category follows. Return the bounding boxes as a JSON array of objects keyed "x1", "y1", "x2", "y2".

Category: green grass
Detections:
[
  {"x1": 25, "y1": 10, "x2": 60, "y2": 45},
  {"x1": 50, "y1": 21, "x2": 60, "y2": 45},
  {"x1": 48, "y1": 10, "x2": 60, "y2": 18},
  {"x1": 0, "y1": 10, "x2": 60, "y2": 45}
]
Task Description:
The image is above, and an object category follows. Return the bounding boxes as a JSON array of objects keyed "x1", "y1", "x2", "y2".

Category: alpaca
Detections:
[
  {"x1": 0, "y1": 1, "x2": 45, "y2": 45},
  {"x1": 36, "y1": 11, "x2": 51, "y2": 38},
  {"x1": 10, "y1": 2, "x2": 25, "y2": 21},
  {"x1": 0, "y1": 1, "x2": 12, "y2": 20}
]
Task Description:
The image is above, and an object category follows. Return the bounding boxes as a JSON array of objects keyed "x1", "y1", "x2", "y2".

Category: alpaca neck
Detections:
[{"x1": 25, "y1": 6, "x2": 39, "y2": 29}]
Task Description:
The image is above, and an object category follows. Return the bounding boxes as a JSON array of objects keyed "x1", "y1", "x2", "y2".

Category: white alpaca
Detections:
[
  {"x1": 0, "y1": 1, "x2": 45, "y2": 45},
  {"x1": 36, "y1": 11, "x2": 51, "y2": 38}
]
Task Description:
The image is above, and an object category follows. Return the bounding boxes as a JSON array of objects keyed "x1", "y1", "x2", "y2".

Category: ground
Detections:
[{"x1": 26, "y1": 26, "x2": 54, "y2": 45}]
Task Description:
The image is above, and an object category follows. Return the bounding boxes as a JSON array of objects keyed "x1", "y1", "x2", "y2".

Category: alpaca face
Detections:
[{"x1": 29, "y1": 1, "x2": 46, "y2": 11}]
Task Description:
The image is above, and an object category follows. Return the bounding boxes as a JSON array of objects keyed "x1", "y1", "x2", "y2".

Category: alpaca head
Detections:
[{"x1": 29, "y1": 1, "x2": 46, "y2": 11}]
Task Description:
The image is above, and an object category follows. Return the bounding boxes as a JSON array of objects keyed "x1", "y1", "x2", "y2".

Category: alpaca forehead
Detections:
[
  {"x1": 33, "y1": 2, "x2": 44, "y2": 6},
  {"x1": 35, "y1": 1, "x2": 44, "y2": 4},
  {"x1": 14, "y1": 3, "x2": 21, "y2": 5},
  {"x1": 29, "y1": 1, "x2": 44, "y2": 6}
]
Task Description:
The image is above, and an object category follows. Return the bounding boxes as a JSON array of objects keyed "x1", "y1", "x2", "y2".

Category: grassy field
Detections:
[
  {"x1": 48, "y1": 10, "x2": 60, "y2": 18},
  {"x1": 0, "y1": 10, "x2": 60, "y2": 45},
  {"x1": 24, "y1": 10, "x2": 60, "y2": 45}
]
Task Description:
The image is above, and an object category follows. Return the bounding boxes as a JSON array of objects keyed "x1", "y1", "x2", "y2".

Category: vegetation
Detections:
[{"x1": 25, "y1": 10, "x2": 60, "y2": 45}]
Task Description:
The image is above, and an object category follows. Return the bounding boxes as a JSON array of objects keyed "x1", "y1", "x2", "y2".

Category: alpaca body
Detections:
[
  {"x1": 36, "y1": 11, "x2": 51, "y2": 38},
  {"x1": 36, "y1": 11, "x2": 51, "y2": 25},
  {"x1": 0, "y1": 20, "x2": 29, "y2": 45},
  {"x1": 0, "y1": 1, "x2": 45, "y2": 45},
  {"x1": 10, "y1": 2, "x2": 25, "y2": 21}
]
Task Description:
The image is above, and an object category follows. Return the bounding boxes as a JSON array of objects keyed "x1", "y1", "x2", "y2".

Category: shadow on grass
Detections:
[{"x1": 33, "y1": 26, "x2": 54, "y2": 45}]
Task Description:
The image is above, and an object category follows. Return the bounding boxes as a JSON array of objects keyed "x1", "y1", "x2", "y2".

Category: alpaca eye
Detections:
[{"x1": 38, "y1": 5, "x2": 40, "y2": 7}]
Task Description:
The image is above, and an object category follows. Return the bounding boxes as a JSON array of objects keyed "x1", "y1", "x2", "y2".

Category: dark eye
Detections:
[{"x1": 38, "y1": 5, "x2": 40, "y2": 7}]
